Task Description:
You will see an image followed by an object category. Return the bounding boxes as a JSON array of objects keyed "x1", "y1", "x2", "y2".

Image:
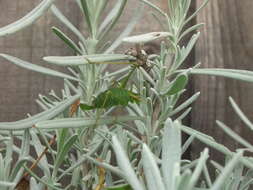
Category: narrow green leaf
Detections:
[
  {"x1": 138, "y1": 0, "x2": 167, "y2": 17},
  {"x1": 106, "y1": 184, "x2": 133, "y2": 190},
  {"x1": 203, "y1": 164, "x2": 212, "y2": 188},
  {"x1": 20, "y1": 129, "x2": 30, "y2": 157},
  {"x1": 175, "y1": 33, "x2": 200, "y2": 69},
  {"x1": 182, "y1": 134, "x2": 195, "y2": 155},
  {"x1": 240, "y1": 170, "x2": 253, "y2": 190},
  {"x1": 57, "y1": 139, "x2": 104, "y2": 181},
  {"x1": 53, "y1": 134, "x2": 78, "y2": 176},
  {"x1": 179, "y1": 125, "x2": 231, "y2": 155},
  {"x1": 70, "y1": 167, "x2": 81, "y2": 187},
  {"x1": 104, "y1": 2, "x2": 144, "y2": 53},
  {"x1": 10, "y1": 157, "x2": 30, "y2": 181},
  {"x1": 183, "y1": 68, "x2": 253, "y2": 83},
  {"x1": 162, "y1": 119, "x2": 181, "y2": 189},
  {"x1": 182, "y1": 0, "x2": 192, "y2": 20},
  {"x1": 177, "y1": 170, "x2": 192, "y2": 190},
  {"x1": 0, "y1": 181, "x2": 15, "y2": 188},
  {"x1": 183, "y1": 0, "x2": 209, "y2": 26},
  {"x1": 188, "y1": 149, "x2": 209, "y2": 189},
  {"x1": 139, "y1": 67, "x2": 156, "y2": 86},
  {"x1": 0, "y1": 54, "x2": 79, "y2": 82},
  {"x1": 85, "y1": 155, "x2": 124, "y2": 178},
  {"x1": 5, "y1": 131, "x2": 14, "y2": 176},
  {"x1": 229, "y1": 97, "x2": 253, "y2": 130},
  {"x1": 36, "y1": 116, "x2": 143, "y2": 129},
  {"x1": 216, "y1": 120, "x2": 253, "y2": 151},
  {"x1": 210, "y1": 151, "x2": 243, "y2": 190},
  {"x1": 94, "y1": 1, "x2": 107, "y2": 26},
  {"x1": 0, "y1": 155, "x2": 5, "y2": 181},
  {"x1": 165, "y1": 73, "x2": 188, "y2": 95},
  {"x1": 52, "y1": 27, "x2": 82, "y2": 54},
  {"x1": 176, "y1": 107, "x2": 192, "y2": 121},
  {"x1": 57, "y1": 128, "x2": 69, "y2": 154},
  {"x1": 80, "y1": 0, "x2": 93, "y2": 34},
  {"x1": 179, "y1": 23, "x2": 204, "y2": 41},
  {"x1": 50, "y1": 5, "x2": 86, "y2": 43},
  {"x1": 99, "y1": 0, "x2": 126, "y2": 33},
  {"x1": 123, "y1": 32, "x2": 172, "y2": 44},
  {"x1": 98, "y1": 0, "x2": 127, "y2": 40},
  {"x1": 0, "y1": 94, "x2": 80, "y2": 130},
  {"x1": 142, "y1": 144, "x2": 165, "y2": 190},
  {"x1": 30, "y1": 131, "x2": 50, "y2": 177},
  {"x1": 23, "y1": 166, "x2": 62, "y2": 190},
  {"x1": 240, "y1": 178, "x2": 253, "y2": 190},
  {"x1": 181, "y1": 126, "x2": 253, "y2": 169},
  {"x1": 0, "y1": 0, "x2": 54, "y2": 36},
  {"x1": 169, "y1": 92, "x2": 200, "y2": 116},
  {"x1": 43, "y1": 54, "x2": 136, "y2": 66},
  {"x1": 150, "y1": 12, "x2": 167, "y2": 31},
  {"x1": 112, "y1": 136, "x2": 144, "y2": 190}
]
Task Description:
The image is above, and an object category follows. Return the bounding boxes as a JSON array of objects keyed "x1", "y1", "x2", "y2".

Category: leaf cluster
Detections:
[{"x1": 1, "y1": 0, "x2": 253, "y2": 190}]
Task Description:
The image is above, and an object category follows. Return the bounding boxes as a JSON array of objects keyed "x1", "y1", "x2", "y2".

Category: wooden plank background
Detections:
[
  {"x1": 0, "y1": 0, "x2": 80, "y2": 120},
  {"x1": 0, "y1": 0, "x2": 253, "y2": 162},
  {"x1": 192, "y1": 0, "x2": 253, "y2": 161}
]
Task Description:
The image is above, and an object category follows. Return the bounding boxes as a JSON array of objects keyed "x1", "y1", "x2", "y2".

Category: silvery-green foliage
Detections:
[
  {"x1": 0, "y1": 0, "x2": 55, "y2": 37},
  {"x1": 0, "y1": 131, "x2": 30, "y2": 189},
  {"x1": 91, "y1": 120, "x2": 246, "y2": 190},
  {"x1": 1, "y1": 0, "x2": 253, "y2": 189}
]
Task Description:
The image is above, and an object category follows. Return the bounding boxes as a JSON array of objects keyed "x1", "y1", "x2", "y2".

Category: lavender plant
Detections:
[{"x1": 0, "y1": 0, "x2": 253, "y2": 190}]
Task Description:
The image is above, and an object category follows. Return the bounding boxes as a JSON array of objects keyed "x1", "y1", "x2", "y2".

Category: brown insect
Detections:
[
  {"x1": 94, "y1": 158, "x2": 106, "y2": 190},
  {"x1": 15, "y1": 177, "x2": 30, "y2": 190},
  {"x1": 69, "y1": 99, "x2": 80, "y2": 117},
  {"x1": 125, "y1": 44, "x2": 151, "y2": 72}
]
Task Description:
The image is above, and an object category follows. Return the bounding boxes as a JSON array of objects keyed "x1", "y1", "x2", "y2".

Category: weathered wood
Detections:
[
  {"x1": 192, "y1": 0, "x2": 253, "y2": 161},
  {"x1": 0, "y1": 0, "x2": 81, "y2": 121}
]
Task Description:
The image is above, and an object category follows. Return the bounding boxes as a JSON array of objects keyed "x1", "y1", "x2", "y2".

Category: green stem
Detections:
[{"x1": 120, "y1": 66, "x2": 137, "y2": 89}]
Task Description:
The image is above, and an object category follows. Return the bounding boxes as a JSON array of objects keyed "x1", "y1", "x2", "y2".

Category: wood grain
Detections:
[
  {"x1": 0, "y1": 0, "x2": 81, "y2": 121},
  {"x1": 192, "y1": 0, "x2": 253, "y2": 161}
]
